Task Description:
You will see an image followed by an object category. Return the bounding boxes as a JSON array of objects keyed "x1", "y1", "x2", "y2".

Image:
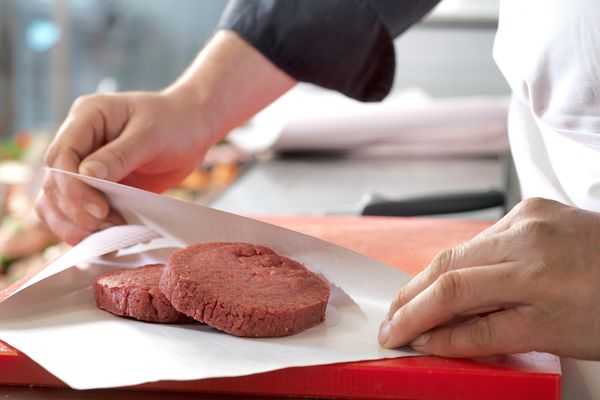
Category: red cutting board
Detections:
[{"x1": 0, "y1": 216, "x2": 561, "y2": 399}]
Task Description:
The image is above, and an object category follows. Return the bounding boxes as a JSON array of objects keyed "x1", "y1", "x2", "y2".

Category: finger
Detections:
[
  {"x1": 42, "y1": 174, "x2": 98, "y2": 232},
  {"x1": 45, "y1": 115, "x2": 93, "y2": 166},
  {"x1": 409, "y1": 307, "x2": 535, "y2": 357},
  {"x1": 49, "y1": 151, "x2": 110, "y2": 227},
  {"x1": 45, "y1": 96, "x2": 123, "y2": 222},
  {"x1": 385, "y1": 231, "x2": 513, "y2": 320},
  {"x1": 379, "y1": 262, "x2": 523, "y2": 349},
  {"x1": 52, "y1": 148, "x2": 107, "y2": 208},
  {"x1": 46, "y1": 95, "x2": 126, "y2": 167},
  {"x1": 79, "y1": 122, "x2": 157, "y2": 183},
  {"x1": 35, "y1": 191, "x2": 92, "y2": 245}
]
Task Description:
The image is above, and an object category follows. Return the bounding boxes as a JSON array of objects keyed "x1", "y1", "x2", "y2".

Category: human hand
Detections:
[
  {"x1": 36, "y1": 89, "x2": 213, "y2": 245},
  {"x1": 378, "y1": 197, "x2": 600, "y2": 360},
  {"x1": 35, "y1": 30, "x2": 296, "y2": 245}
]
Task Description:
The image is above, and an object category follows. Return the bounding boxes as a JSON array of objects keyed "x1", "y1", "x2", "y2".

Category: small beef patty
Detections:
[
  {"x1": 160, "y1": 243, "x2": 330, "y2": 337},
  {"x1": 94, "y1": 264, "x2": 190, "y2": 323}
]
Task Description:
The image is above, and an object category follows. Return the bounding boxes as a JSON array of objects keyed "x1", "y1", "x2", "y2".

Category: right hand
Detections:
[
  {"x1": 36, "y1": 89, "x2": 215, "y2": 245},
  {"x1": 36, "y1": 29, "x2": 297, "y2": 245}
]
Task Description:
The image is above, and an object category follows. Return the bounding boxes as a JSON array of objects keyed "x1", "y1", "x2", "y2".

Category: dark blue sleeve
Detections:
[{"x1": 218, "y1": 0, "x2": 441, "y2": 102}]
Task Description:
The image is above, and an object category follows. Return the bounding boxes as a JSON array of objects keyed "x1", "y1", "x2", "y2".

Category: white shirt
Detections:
[
  {"x1": 494, "y1": 2, "x2": 600, "y2": 397},
  {"x1": 494, "y1": 0, "x2": 600, "y2": 210}
]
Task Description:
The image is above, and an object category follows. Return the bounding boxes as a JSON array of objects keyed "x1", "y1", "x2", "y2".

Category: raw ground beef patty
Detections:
[
  {"x1": 94, "y1": 264, "x2": 191, "y2": 323},
  {"x1": 160, "y1": 242, "x2": 330, "y2": 337}
]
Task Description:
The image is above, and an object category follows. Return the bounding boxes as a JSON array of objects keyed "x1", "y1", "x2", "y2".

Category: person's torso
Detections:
[{"x1": 494, "y1": 0, "x2": 600, "y2": 210}]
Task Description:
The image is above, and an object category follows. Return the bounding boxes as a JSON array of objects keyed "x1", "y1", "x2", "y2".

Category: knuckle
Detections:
[
  {"x1": 41, "y1": 180, "x2": 59, "y2": 201},
  {"x1": 469, "y1": 317, "x2": 496, "y2": 350},
  {"x1": 41, "y1": 182, "x2": 98, "y2": 230},
  {"x1": 394, "y1": 288, "x2": 410, "y2": 309},
  {"x1": 107, "y1": 147, "x2": 129, "y2": 171},
  {"x1": 531, "y1": 299, "x2": 565, "y2": 328},
  {"x1": 44, "y1": 152, "x2": 54, "y2": 167},
  {"x1": 33, "y1": 192, "x2": 88, "y2": 245},
  {"x1": 66, "y1": 202, "x2": 100, "y2": 228},
  {"x1": 34, "y1": 194, "x2": 48, "y2": 223},
  {"x1": 392, "y1": 304, "x2": 410, "y2": 327},
  {"x1": 521, "y1": 197, "x2": 542, "y2": 210},
  {"x1": 433, "y1": 270, "x2": 465, "y2": 305},
  {"x1": 72, "y1": 93, "x2": 107, "y2": 111},
  {"x1": 63, "y1": 179, "x2": 84, "y2": 204},
  {"x1": 71, "y1": 94, "x2": 95, "y2": 110},
  {"x1": 71, "y1": 213, "x2": 95, "y2": 229},
  {"x1": 42, "y1": 177, "x2": 54, "y2": 193},
  {"x1": 431, "y1": 249, "x2": 454, "y2": 276},
  {"x1": 519, "y1": 218, "x2": 555, "y2": 242},
  {"x1": 507, "y1": 309, "x2": 536, "y2": 351},
  {"x1": 514, "y1": 197, "x2": 548, "y2": 216},
  {"x1": 62, "y1": 206, "x2": 97, "y2": 232},
  {"x1": 44, "y1": 145, "x2": 58, "y2": 166}
]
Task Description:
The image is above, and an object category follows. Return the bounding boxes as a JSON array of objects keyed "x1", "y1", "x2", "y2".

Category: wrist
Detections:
[
  {"x1": 164, "y1": 29, "x2": 296, "y2": 146},
  {"x1": 161, "y1": 82, "x2": 222, "y2": 146}
]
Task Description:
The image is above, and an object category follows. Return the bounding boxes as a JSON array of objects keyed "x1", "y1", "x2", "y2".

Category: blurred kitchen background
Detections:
[{"x1": 0, "y1": 0, "x2": 513, "y2": 288}]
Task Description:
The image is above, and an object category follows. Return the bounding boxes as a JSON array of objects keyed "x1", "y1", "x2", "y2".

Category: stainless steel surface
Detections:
[{"x1": 210, "y1": 155, "x2": 506, "y2": 220}]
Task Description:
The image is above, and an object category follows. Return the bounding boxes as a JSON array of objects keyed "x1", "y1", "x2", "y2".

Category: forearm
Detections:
[
  {"x1": 165, "y1": 29, "x2": 297, "y2": 142},
  {"x1": 218, "y1": 0, "x2": 441, "y2": 102}
]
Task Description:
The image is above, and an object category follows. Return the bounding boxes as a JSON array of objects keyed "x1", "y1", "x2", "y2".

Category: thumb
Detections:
[
  {"x1": 79, "y1": 133, "x2": 149, "y2": 182},
  {"x1": 410, "y1": 308, "x2": 533, "y2": 357}
]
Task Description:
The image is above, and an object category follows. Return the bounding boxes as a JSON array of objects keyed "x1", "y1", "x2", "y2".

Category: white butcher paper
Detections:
[{"x1": 0, "y1": 168, "x2": 416, "y2": 390}]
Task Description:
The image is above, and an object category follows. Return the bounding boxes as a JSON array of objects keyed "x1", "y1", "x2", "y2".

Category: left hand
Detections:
[{"x1": 378, "y1": 197, "x2": 600, "y2": 360}]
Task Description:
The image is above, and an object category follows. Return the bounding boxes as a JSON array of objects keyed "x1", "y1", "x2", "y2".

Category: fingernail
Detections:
[
  {"x1": 98, "y1": 222, "x2": 115, "y2": 231},
  {"x1": 411, "y1": 333, "x2": 430, "y2": 348},
  {"x1": 378, "y1": 321, "x2": 391, "y2": 345},
  {"x1": 80, "y1": 160, "x2": 108, "y2": 180},
  {"x1": 84, "y1": 202, "x2": 104, "y2": 219}
]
